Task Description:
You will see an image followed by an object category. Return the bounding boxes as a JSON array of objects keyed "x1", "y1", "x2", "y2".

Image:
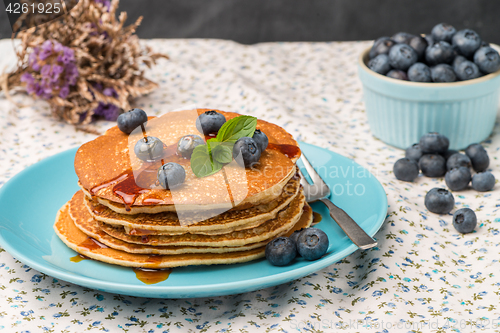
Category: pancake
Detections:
[
  {"x1": 68, "y1": 193, "x2": 279, "y2": 254},
  {"x1": 75, "y1": 109, "x2": 300, "y2": 214},
  {"x1": 98, "y1": 191, "x2": 306, "y2": 247},
  {"x1": 85, "y1": 174, "x2": 301, "y2": 235},
  {"x1": 55, "y1": 201, "x2": 313, "y2": 268}
]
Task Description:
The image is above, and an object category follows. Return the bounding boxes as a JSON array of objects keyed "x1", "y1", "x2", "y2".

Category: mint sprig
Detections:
[
  {"x1": 190, "y1": 115, "x2": 257, "y2": 177},
  {"x1": 190, "y1": 144, "x2": 222, "y2": 177}
]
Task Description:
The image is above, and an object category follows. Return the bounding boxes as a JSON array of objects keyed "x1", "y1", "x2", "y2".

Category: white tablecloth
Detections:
[{"x1": 1, "y1": 38, "x2": 499, "y2": 333}]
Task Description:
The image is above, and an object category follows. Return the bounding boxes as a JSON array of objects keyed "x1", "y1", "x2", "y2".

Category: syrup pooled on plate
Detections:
[
  {"x1": 70, "y1": 254, "x2": 89, "y2": 262},
  {"x1": 69, "y1": 255, "x2": 172, "y2": 284},
  {"x1": 133, "y1": 268, "x2": 173, "y2": 285},
  {"x1": 312, "y1": 212, "x2": 323, "y2": 224}
]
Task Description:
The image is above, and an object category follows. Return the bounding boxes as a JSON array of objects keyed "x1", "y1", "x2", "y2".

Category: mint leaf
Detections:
[
  {"x1": 190, "y1": 144, "x2": 222, "y2": 178},
  {"x1": 212, "y1": 142, "x2": 233, "y2": 164},
  {"x1": 216, "y1": 115, "x2": 257, "y2": 143},
  {"x1": 206, "y1": 137, "x2": 218, "y2": 151}
]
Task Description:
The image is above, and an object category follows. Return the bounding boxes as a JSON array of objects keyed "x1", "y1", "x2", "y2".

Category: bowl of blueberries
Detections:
[{"x1": 358, "y1": 23, "x2": 500, "y2": 150}]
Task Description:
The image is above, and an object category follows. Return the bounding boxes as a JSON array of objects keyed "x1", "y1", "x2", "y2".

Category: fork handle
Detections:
[{"x1": 319, "y1": 198, "x2": 378, "y2": 250}]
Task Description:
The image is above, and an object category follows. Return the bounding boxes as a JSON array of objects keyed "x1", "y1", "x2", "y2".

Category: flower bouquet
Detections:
[{"x1": 1, "y1": 0, "x2": 167, "y2": 128}]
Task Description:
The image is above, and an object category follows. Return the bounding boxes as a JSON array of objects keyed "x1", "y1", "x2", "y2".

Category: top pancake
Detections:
[{"x1": 75, "y1": 109, "x2": 300, "y2": 213}]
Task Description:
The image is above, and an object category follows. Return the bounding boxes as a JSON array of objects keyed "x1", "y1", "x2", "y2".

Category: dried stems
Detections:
[{"x1": 1, "y1": 0, "x2": 167, "y2": 125}]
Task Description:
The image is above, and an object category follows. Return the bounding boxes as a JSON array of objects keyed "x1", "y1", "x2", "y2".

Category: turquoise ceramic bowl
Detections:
[{"x1": 358, "y1": 45, "x2": 500, "y2": 150}]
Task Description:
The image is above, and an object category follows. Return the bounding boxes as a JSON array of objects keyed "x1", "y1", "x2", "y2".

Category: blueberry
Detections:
[
  {"x1": 369, "y1": 37, "x2": 397, "y2": 59},
  {"x1": 452, "y1": 208, "x2": 477, "y2": 234},
  {"x1": 445, "y1": 167, "x2": 471, "y2": 191},
  {"x1": 388, "y1": 44, "x2": 418, "y2": 71},
  {"x1": 419, "y1": 132, "x2": 450, "y2": 154},
  {"x1": 134, "y1": 136, "x2": 164, "y2": 161},
  {"x1": 368, "y1": 54, "x2": 392, "y2": 75},
  {"x1": 407, "y1": 62, "x2": 432, "y2": 82},
  {"x1": 296, "y1": 228, "x2": 329, "y2": 261},
  {"x1": 455, "y1": 60, "x2": 481, "y2": 81},
  {"x1": 177, "y1": 134, "x2": 205, "y2": 158},
  {"x1": 252, "y1": 129, "x2": 269, "y2": 152},
  {"x1": 233, "y1": 137, "x2": 261, "y2": 168},
  {"x1": 265, "y1": 237, "x2": 296, "y2": 266},
  {"x1": 117, "y1": 108, "x2": 148, "y2": 134},
  {"x1": 391, "y1": 32, "x2": 415, "y2": 44},
  {"x1": 386, "y1": 69, "x2": 408, "y2": 81},
  {"x1": 157, "y1": 162, "x2": 186, "y2": 190},
  {"x1": 446, "y1": 153, "x2": 471, "y2": 170},
  {"x1": 408, "y1": 36, "x2": 428, "y2": 60},
  {"x1": 424, "y1": 188, "x2": 455, "y2": 214},
  {"x1": 442, "y1": 149, "x2": 459, "y2": 161},
  {"x1": 431, "y1": 64, "x2": 457, "y2": 82},
  {"x1": 393, "y1": 158, "x2": 419, "y2": 182},
  {"x1": 425, "y1": 41, "x2": 455, "y2": 66},
  {"x1": 473, "y1": 46, "x2": 500, "y2": 74},
  {"x1": 289, "y1": 228, "x2": 305, "y2": 250},
  {"x1": 465, "y1": 143, "x2": 489, "y2": 172},
  {"x1": 195, "y1": 110, "x2": 226, "y2": 135},
  {"x1": 452, "y1": 55, "x2": 467, "y2": 73},
  {"x1": 451, "y1": 29, "x2": 482, "y2": 58},
  {"x1": 405, "y1": 143, "x2": 423, "y2": 162},
  {"x1": 471, "y1": 171, "x2": 495, "y2": 192},
  {"x1": 419, "y1": 154, "x2": 446, "y2": 178},
  {"x1": 431, "y1": 23, "x2": 456, "y2": 43}
]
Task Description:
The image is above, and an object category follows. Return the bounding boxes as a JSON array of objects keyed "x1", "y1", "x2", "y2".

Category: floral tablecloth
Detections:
[{"x1": 1, "y1": 38, "x2": 500, "y2": 333}]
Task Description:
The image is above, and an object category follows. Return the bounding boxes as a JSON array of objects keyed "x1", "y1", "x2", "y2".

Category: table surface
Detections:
[{"x1": 1, "y1": 38, "x2": 499, "y2": 333}]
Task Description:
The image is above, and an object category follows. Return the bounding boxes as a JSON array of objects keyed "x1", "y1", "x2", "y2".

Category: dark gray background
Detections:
[{"x1": 1, "y1": 0, "x2": 499, "y2": 44}]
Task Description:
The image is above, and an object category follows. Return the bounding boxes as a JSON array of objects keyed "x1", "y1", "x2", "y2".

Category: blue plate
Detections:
[{"x1": 0, "y1": 142, "x2": 387, "y2": 298}]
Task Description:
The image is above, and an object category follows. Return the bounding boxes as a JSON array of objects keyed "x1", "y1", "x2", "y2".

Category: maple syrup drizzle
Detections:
[
  {"x1": 286, "y1": 204, "x2": 312, "y2": 236},
  {"x1": 70, "y1": 254, "x2": 89, "y2": 262},
  {"x1": 302, "y1": 204, "x2": 313, "y2": 224},
  {"x1": 77, "y1": 237, "x2": 109, "y2": 251},
  {"x1": 90, "y1": 173, "x2": 128, "y2": 195},
  {"x1": 129, "y1": 228, "x2": 156, "y2": 236},
  {"x1": 267, "y1": 143, "x2": 300, "y2": 159},
  {"x1": 90, "y1": 203, "x2": 106, "y2": 214},
  {"x1": 146, "y1": 254, "x2": 163, "y2": 264},
  {"x1": 133, "y1": 268, "x2": 172, "y2": 284},
  {"x1": 141, "y1": 236, "x2": 150, "y2": 243},
  {"x1": 98, "y1": 144, "x2": 183, "y2": 209},
  {"x1": 113, "y1": 174, "x2": 149, "y2": 206},
  {"x1": 140, "y1": 124, "x2": 148, "y2": 142},
  {"x1": 204, "y1": 134, "x2": 217, "y2": 142}
]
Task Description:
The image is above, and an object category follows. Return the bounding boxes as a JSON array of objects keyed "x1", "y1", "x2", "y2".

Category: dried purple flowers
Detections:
[
  {"x1": 1, "y1": 0, "x2": 167, "y2": 127},
  {"x1": 21, "y1": 40, "x2": 78, "y2": 100}
]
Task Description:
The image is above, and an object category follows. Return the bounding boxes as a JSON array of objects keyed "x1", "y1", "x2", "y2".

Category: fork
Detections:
[{"x1": 298, "y1": 153, "x2": 378, "y2": 250}]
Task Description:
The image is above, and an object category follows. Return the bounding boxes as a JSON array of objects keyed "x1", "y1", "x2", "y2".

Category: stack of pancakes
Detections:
[{"x1": 54, "y1": 109, "x2": 312, "y2": 268}]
